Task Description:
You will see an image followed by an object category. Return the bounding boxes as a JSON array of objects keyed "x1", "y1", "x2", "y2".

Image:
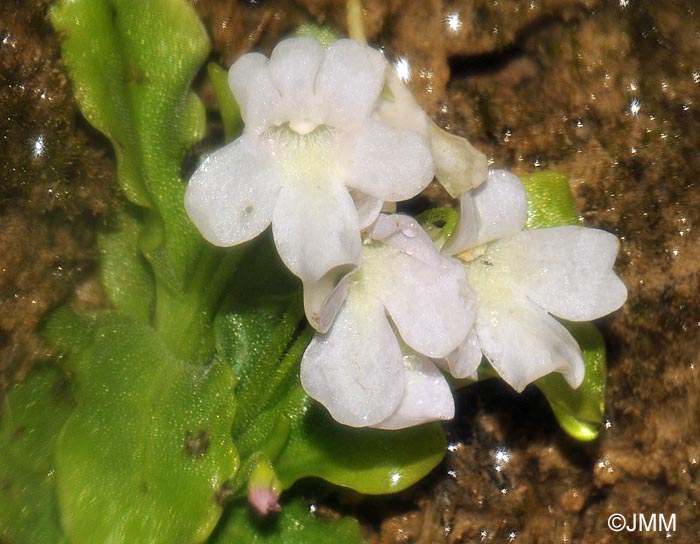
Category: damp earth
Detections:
[{"x1": 1, "y1": 0, "x2": 699, "y2": 542}]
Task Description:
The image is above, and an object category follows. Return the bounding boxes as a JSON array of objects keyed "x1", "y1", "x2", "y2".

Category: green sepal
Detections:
[
  {"x1": 54, "y1": 313, "x2": 239, "y2": 544},
  {"x1": 520, "y1": 170, "x2": 578, "y2": 229},
  {"x1": 210, "y1": 496, "x2": 363, "y2": 544},
  {"x1": 207, "y1": 63, "x2": 243, "y2": 143},
  {"x1": 0, "y1": 367, "x2": 74, "y2": 544},
  {"x1": 416, "y1": 207, "x2": 459, "y2": 249},
  {"x1": 50, "y1": 0, "x2": 210, "y2": 293},
  {"x1": 293, "y1": 23, "x2": 338, "y2": 48},
  {"x1": 535, "y1": 322, "x2": 607, "y2": 441}
]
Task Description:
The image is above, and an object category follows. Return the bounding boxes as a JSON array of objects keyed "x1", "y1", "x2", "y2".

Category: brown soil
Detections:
[{"x1": 2, "y1": 0, "x2": 699, "y2": 542}]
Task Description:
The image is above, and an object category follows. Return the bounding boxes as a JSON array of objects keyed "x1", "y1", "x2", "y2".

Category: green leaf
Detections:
[
  {"x1": 0, "y1": 367, "x2": 74, "y2": 543},
  {"x1": 535, "y1": 322, "x2": 607, "y2": 441},
  {"x1": 207, "y1": 63, "x2": 242, "y2": 143},
  {"x1": 210, "y1": 496, "x2": 363, "y2": 544},
  {"x1": 41, "y1": 306, "x2": 97, "y2": 356},
  {"x1": 520, "y1": 171, "x2": 578, "y2": 229},
  {"x1": 276, "y1": 388, "x2": 446, "y2": 495},
  {"x1": 55, "y1": 314, "x2": 239, "y2": 543},
  {"x1": 98, "y1": 204, "x2": 155, "y2": 323},
  {"x1": 50, "y1": 0, "x2": 210, "y2": 292}
]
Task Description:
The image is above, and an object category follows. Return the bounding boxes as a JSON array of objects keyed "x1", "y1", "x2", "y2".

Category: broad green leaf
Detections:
[
  {"x1": 520, "y1": 171, "x2": 578, "y2": 229},
  {"x1": 0, "y1": 367, "x2": 73, "y2": 543},
  {"x1": 50, "y1": 0, "x2": 210, "y2": 293},
  {"x1": 207, "y1": 63, "x2": 242, "y2": 143},
  {"x1": 535, "y1": 322, "x2": 607, "y2": 441},
  {"x1": 275, "y1": 388, "x2": 446, "y2": 495},
  {"x1": 55, "y1": 314, "x2": 239, "y2": 544},
  {"x1": 210, "y1": 497, "x2": 363, "y2": 544},
  {"x1": 98, "y1": 204, "x2": 155, "y2": 324},
  {"x1": 41, "y1": 306, "x2": 97, "y2": 356}
]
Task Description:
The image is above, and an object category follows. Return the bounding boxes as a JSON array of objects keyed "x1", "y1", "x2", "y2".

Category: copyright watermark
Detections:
[{"x1": 607, "y1": 513, "x2": 676, "y2": 533}]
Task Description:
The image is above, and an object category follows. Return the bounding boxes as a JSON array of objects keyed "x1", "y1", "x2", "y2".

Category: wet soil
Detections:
[{"x1": 2, "y1": 0, "x2": 699, "y2": 542}]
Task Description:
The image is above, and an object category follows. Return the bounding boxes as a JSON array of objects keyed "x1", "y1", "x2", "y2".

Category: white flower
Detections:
[
  {"x1": 185, "y1": 37, "x2": 435, "y2": 310},
  {"x1": 300, "y1": 214, "x2": 476, "y2": 429},
  {"x1": 443, "y1": 170, "x2": 628, "y2": 391},
  {"x1": 377, "y1": 70, "x2": 488, "y2": 197}
]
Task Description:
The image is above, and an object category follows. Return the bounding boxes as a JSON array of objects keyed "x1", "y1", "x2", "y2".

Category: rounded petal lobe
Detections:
[
  {"x1": 185, "y1": 135, "x2": 281, "y2": 246},
  {"x1": 228, "y1": 53, "x2": 282, "y2": 134},
  {"x1": 344, "y1": 119, "x2": 434, "y2": 202},
  {"x1": 372, "y1": 353, "x2": 454, "y2": 430},
  {"x1": 300, "y1": 296, "x2": 404, "y2": 427},
  {"x1": 472, "y1": 169, "x2": 528, "y2": 246},
  {"x1": 269, "y1": 37, "x2": 324, "y2": 127},
  {"x1": 475, "y1": 298, "x2": 585, "y2": 391},
  {"x1": 499, "y1": 226, "x2": 628, "y2": 321},
  {"x1": 380, "y1": 244, "x2": 476, "y2": 358},
  {"x1": 445, "y1": 328, "x2": 482, "y2": 379},
  {"x1": 272, "y1": 181, "x2": 362, "y2": 283},
  {"x1": 316, "y1": 39, "x2": 387, "y2": 128}
]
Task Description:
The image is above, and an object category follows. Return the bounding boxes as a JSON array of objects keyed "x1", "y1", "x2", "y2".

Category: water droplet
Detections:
[{"x1": 401, "y1": 222, "x2": 418, "y2": 238}]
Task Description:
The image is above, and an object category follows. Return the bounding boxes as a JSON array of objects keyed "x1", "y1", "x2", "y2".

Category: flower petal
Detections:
[
  {"x1": 444, "y1": 169, "x2": 527, "y2": 255},
  {"x1": 351, "y1": 190, "x2": 383, "y2": 230},
  {"x1": 272, "y1": 181, "x2": 362, "y2": 283},
  {"x1": 300, "y1": 295, "x2": 404, "y2": 427},
  {"x1": 269, "y1": 37, "x2": 324, "y2": 128},
  {"x1": 475, "y1": 297, "x2": 585, "y2": 391},
  {"x1": 497, "y1": 226, "x2": 628, "y2": 321},
  {"x1": 372, "y1": 353, "x2": 454, "y2": 430},
  {"x1": 303, "y1": 266, "x2": 353, "y2": 334},
  {"x1": 228, "y1": 53, "x2": 282, "y2": 135},
  {"x1": 343, "y1": 119, "x2": 434, "y2": 202},
  {"x1": 185, "y1": 134, "x2": 281, "y2": 246},
  {"x1": 370, "y1": 214, "x2": 445, "y2": 267},
  {"x1": 377, "y1": 235, "x2": 476, "y2": 358},
  {"x1": 445, "y1": 327, "x2": 482, "y2": 379},
  {"x1": 315, "y1": 39, "x2": 387, "y2": 129},
  {"x1": 429, "y1": 121, "x2": 488, "y2": 198},
  {"x1": 376, "y1": 70, "x2": 430, "y2": 136}
]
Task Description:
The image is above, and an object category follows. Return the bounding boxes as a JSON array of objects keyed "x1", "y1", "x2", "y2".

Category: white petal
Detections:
[
  {"x1": 472, "y1": 169, "x2": 528, "y2": 245},
  {"x1": 379, "y1": 243, "x2": 476, "y2": 358},
  {"x1": 315, "y1": 39, "x2": 387, "y2": 129},
  {"x1": 303, "y1": 267, "x2": 353, "y2": 334},
  {"x1": 343, "y1": 119, "x2": 434, "y2": 201},
  {"x1": 185, "y1": 134, "x2": 281, "y2": 246},
  {"x1": 269, "y1": 37, "x2": 324, "y2": 128},
  {"x1": 429, "y1": 122, "x2": 488, "y2": 198},
  {"x1": 376, "y1": 70, "x2": 430, "y2": 136},
  {"x1": 445, "y1": 327, "x2": 482, "y2": 379},
  {"x1": 228, "y1": 53, "x2": 282, "y2": 135},
  {"x1": 352, "y1": 190, "x2": 383, "y2": 230},
  {"x1": 300, "y1": 295, "x2": 404, "y2": 427},
  {"x1": 272, "y1": 181, "x2": 362, "y2": 283},
  {"x1": 441, "y1": 189, "x2": 478, "y2": 256},
  {"x1": 475, "y1": 298, "x2": 585, "y2": 391},
  {"x1": 444, "y1": 169, "x2": 527, "y2": 255},
  {"x1": 497, "y1": 226, "x2": 628, "y2": 321},
  {"x1": 372, "y1": 353, "x2": 454, "y2": 430},
  {"x1": 369, "y1": 214, "x2": 445, "y2": 267}
]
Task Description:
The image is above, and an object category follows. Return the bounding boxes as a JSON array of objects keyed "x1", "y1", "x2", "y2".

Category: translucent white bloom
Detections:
[
  {"x1": 443, "y1": 170, "x2": 628, "y2": 391},
  {"x1": 301, "y1": 214, "x2": 476, "y2": 429},
  {"x1": 185, "y1": 37, "x2": 434, "y2": 313},
  {"x1": 377, "y1": 70, "x2": 488, "y2": 197}
]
